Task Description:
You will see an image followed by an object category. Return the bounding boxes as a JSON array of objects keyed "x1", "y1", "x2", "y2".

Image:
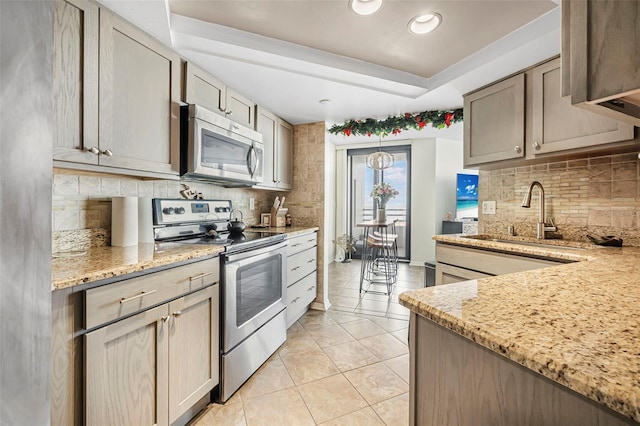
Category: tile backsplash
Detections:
[
  {"x1": 52, "y1": 169, "x2": 273, "y2": 252},
  {"x1": 478, "y1": 153, "x2": 640, "y2": 246}
]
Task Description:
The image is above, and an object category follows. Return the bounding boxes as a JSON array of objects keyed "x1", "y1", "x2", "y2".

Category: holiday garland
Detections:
[{"x1": 328, "y1": 108, "x2": 463, "y2": 137}]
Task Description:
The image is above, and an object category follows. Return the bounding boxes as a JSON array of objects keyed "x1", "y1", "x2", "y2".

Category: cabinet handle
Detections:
[
  {"x1": 120, "y1": 290, "x2": 157, "y2": 304},
  {"x1": 291, "y1": 266, "x2": 300, "y2": 271},
  {"x1": 292, "y1": 296, "x2": 300, "y2": 303},
  {"x1": 533, "y1": 142, "x2": 541, "y2": 151},
  {"x1": 190, "y1": 272, "x2": 213, "y2": 281},
  {"x1": 307, "y1": 286, "x2": 315, "y2": 292},
  {"x1": 291, "y1": 243, "x2": 301, "y2": 247},
  {"x1": 513, "y1": 146, "x2": 522, "y2": 154},
  {"x1": 307, "y1": 259, "x2": 315, "y2": 264},
  {"x1": 86, "y1": 146, "x2": 100, "y2": 155},
  {"x1": 226, "y1": 110, "x2": 234, "y2": 116},
  {"x1": 173, "y1": 311, "x2": 182, "y2": 317},
  {"x1": 161, "y1": 315, "x2": 171, "y2": 323},
  {"x1": 101, "y1": 149, "x2": 113, "y2": 157},
  {"x1": 307, "y1": 239, "x2": 315, "y2": 243}
]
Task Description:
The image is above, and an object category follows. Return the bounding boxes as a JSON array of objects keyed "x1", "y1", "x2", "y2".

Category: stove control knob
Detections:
[
  {"x1": 214, "y1": 207, "x2": 222, "y2": 213},
  {"x1": 175, "y1": 207, "x2": 186, "y2": 214},
  {"x1": 163, "y1": 207, "x2": 175, "y2": 215}
]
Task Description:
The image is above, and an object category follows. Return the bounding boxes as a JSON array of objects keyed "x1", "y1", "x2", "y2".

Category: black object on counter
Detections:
[{"x1": 587, "y1": 234, "x2": 623, "y2": 247}]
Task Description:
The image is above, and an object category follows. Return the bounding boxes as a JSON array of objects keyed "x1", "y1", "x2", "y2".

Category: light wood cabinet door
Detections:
[
  {"x1": 464, "y1": 74, "x2": 525, "y2": 167},
  {"x1": 184, "y1": 62, "x2": 226, "y2": 115},
  {"x1": 53, "y1": 0, "x2": 99, "y2": 164},
  {"x1": 85, "y1": 304, "x2": 169, "y2": 426},
  {"x1": 276, "y1": 119, "x2": 293, "y2": 190},
  {"x1": 256, "y1": 107, "x2": 278, "y2": 188},
  {"x1": 168, "y1": 285, "x2": 219, "y2": 424},
  {"x1": 225, "y1": 87, "x2": 255, "y2": 129},
  {"x1": 530, "y1": 58, "x2": 634, "y2": 156},
  {"x1": 99, "y1": 10, "x2": 180, "y2": 176}
]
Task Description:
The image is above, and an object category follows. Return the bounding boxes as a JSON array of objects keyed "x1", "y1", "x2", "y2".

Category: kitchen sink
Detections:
[{"x1": 461, "y1": 235, "x2": 590, "y2": 251}]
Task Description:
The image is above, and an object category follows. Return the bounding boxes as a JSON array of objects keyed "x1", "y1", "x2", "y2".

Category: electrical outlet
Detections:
[
  {"x1": 249, "y1": 197, "x2": 255, "y2": 211},
  {"x1": 482, "y1": 200, "x2": 496, "y2": 215}
]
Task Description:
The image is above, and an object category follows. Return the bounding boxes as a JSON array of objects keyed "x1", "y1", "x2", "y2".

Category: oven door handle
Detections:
[{"x1": 224, "y1": 240, "x2": 288, "y2": 263}]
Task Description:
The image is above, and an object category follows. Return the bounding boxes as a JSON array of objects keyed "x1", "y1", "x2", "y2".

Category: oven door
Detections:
[{"x1": 222, "y1": 241, "x2": 287, "y2": 352}]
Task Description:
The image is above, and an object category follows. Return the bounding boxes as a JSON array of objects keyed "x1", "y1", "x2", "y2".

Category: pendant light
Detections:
[{"x1": 366, "y1": 138, "x2": 394, "y2": 170}]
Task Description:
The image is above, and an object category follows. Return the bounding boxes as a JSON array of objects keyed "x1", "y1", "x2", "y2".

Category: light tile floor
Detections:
[{"x1": 190, "y1": 261, "x2": 423, "y2": 426}]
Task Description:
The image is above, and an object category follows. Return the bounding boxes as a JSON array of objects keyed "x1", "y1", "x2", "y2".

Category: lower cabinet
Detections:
[
  {"x1": 435, "y1": 243, "x2": 565, "y2": 285},
  {"x1": 286, "y1": 232, "x2": 318, "y2": 327},
  {"x1": 85, "y1": 284, "x2": 219, "y2": 426}
]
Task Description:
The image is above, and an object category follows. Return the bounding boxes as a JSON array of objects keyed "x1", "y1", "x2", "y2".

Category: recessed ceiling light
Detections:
[
  {"x1": 408, "y1": 13, "x2": 442, "y2": 35},
  {"x1": 349, "y1": 0, "x2": 382, "y2": 16}
]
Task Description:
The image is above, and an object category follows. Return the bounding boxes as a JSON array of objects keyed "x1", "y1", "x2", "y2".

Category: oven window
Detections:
[{"x1": 235, "y1": 253, "x2": 282, "y2": 326}]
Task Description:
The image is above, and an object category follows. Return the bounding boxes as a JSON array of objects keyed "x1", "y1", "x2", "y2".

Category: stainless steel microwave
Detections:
[{"x1": 181, "y1": 104, "x2": 263, "y2": 185}]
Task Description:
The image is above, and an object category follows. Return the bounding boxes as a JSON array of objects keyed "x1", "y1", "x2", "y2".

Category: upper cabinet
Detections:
[
  {"x1": 562, "y1": 0, "x2": 640, "y2": 127},
  {"x1": 53, "y1": 0, "x2": 180, "y2": 178},
  {"x1": 53, "y1": 0, "x2": 99, "y2": 165},
  {"x1": 184, "y1": 62, "x2": 255, "y2": 129},
  {"x1": 255, "y1": 107, "x2": 293, "y2": 191},
  {"x1": 464, "y1": 74, "x2": 525, "y2": 166},
  {"x1": 98, "y1": 9, "x2": 181, "y2": 176},
  {"x1": 464, "y1": 57, "x2": 635, "y2": 168}
]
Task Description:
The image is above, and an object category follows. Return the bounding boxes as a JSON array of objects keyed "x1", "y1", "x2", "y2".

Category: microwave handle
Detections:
[{"x1": 248, "y1": 145, "x2": 259, "y2": 177}]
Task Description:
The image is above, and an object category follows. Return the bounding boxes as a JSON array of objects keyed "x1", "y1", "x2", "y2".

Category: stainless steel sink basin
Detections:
[{"x1": 461, "y1": 235, "x2": 589, "y2": 251}]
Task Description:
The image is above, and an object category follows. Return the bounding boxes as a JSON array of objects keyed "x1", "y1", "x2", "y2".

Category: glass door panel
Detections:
[{"x1": 348, "y1": 146, "x2": 411, "y2": 260}]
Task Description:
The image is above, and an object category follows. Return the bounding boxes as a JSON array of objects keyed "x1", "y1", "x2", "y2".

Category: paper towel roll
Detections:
[
  {"x1": 111, "y1": 197, "x2": 138, "y2": 247},
  {"x1": 137, "y1": 197, "x2": 154, "y2": 244}
]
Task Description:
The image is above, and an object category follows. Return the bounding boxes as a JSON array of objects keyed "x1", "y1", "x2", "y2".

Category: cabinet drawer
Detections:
[
  {"x1": 287, "y1": 247, "x2": 317, "y2": 285},
  {"x1": 85, "y1": 258, "x2": 219, "y2": 329},
  {"x1": 287, "y1": 272, "x2": 317, "y2": 324},
  {"x1": 288, "y1": 232, "x2": 317, "y2": 256}
]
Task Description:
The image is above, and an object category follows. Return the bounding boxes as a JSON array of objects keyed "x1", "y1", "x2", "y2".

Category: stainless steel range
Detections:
[{"x1": 152, "y1": 199, "x2": 287, "y2": 402}]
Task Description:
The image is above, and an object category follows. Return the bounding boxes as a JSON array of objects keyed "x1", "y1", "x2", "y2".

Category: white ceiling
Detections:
[{"x1": 97, "y1": 0, "x2": 561, "y2": 145}]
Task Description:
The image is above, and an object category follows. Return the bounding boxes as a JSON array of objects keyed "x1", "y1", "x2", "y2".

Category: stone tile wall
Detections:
[
  {"x1": 52, "y1": 168, "x2": 274, "y2": 252},
  {"x1": 478, "y1": 153, "x2": 640, "y2": 246}
]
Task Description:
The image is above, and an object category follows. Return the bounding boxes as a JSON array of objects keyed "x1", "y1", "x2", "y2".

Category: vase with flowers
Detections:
[{"x1": 370, "y1": 182, "x2": 399, "y2": 222}]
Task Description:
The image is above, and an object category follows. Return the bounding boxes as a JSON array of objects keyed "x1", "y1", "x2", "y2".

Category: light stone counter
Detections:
[
  {"x1": 399, "y1": 234, "x2": 640, "y2": 423},
  {"x1": 52, "y1": 227, "x2": 318, "y2": 291},
  {"x1": 52, "y1": 243, "x2": 224, "y2": 291}
]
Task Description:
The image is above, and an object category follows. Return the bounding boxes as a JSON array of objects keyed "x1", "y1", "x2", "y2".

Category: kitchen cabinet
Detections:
[
  {"x1": 562, "y1": 0, "x2": 640, "y2": 127},
  {"x1": 53, "y1": 1, "x2": 181, "y2": 178},
  {"x1": 435, "y1": 242, "x2": 564, "y2": 285},
  {"x1": 530, "y1": 58, "x2": 634, "y2": 156},
  {"x1": 464, "y1": 57, "x2": 635, "y2": 168},
  {"x1": 51, "y1": 257, "x2": 220, "y2": 426},
  {"x1": 53, "y1": 0, "x2": 99, "y2": 165},
  {"x1": 286, "y1": 232, "x2": 317, "y2": 327},
  {"x1": 255, "y1": 106, "x2": 293, "y2": 190},
  {"x1": 184, "y1": 62, "x2": 255, "y2": 129},
  {"x1": 464, "y1": 73, "x2": 525, "y2": 166}
]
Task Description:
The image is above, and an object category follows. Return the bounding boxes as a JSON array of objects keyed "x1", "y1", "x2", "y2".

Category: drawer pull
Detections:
[
  {"x1": 307, "y1": 286, "x2": 315, "y2": 292},
  {"x1": 291, "y1": 243, "x2": 301, "y2": 247},
  {"x1": 190, "y1": 272, "x2": 213, "y2": 281},
  {"x1": 306, "y1": 259, "x2": 315, "y2": 264},
  {"x1": 120, "y1": 290, "x2": 157, "y2": 304},
  {"x1": 307, "y1": 239, "x2": 315, "y2": 243},
  {"x1": 291, "y1": 266, "x2": 300, "y2": 271},
  {"x1": 292, "y1": 296, "x2": 300, "y2": 303}
]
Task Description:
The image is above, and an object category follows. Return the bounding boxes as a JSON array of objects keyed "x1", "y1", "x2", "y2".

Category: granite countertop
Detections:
[
  {"x1": 399, "y1": 234, "x2": 640, "y2": 423},
  {"x1": 52, "y1": 226, "x2": 319, "y2": 291}
]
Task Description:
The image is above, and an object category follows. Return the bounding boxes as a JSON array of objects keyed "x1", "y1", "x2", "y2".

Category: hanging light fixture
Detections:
[{"x1": 366, "y1": 138, "x2": 394, "y2": 170}]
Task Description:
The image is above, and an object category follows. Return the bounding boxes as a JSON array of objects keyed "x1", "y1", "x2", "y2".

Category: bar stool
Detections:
[{"x1": 361, "y1": 232, "x2": 398, "y2": 295}]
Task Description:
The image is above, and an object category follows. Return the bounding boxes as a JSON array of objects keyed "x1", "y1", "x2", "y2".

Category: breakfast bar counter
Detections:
[{"x1": 399, "y1": 234, "x2": 640, "y2": 424}]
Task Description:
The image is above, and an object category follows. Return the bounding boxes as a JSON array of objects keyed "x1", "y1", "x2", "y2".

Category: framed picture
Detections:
[{"x1": 260, "y1": 213, "x2": 271, "y2": 226}]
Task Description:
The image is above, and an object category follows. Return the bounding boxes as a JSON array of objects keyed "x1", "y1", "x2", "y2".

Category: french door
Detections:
[{"x1": 347, "y1": 146, "x2": 411, "y2": 260}]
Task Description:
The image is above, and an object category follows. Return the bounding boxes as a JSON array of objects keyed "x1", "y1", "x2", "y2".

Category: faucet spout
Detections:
[{"x1": 521, "y1": 181, "x2": 548, "y2": 239}]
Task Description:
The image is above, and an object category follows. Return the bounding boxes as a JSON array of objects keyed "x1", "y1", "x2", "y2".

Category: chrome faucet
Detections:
[{"x1": 521, "y1": 181, "x2": 557, "y2": 239}]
